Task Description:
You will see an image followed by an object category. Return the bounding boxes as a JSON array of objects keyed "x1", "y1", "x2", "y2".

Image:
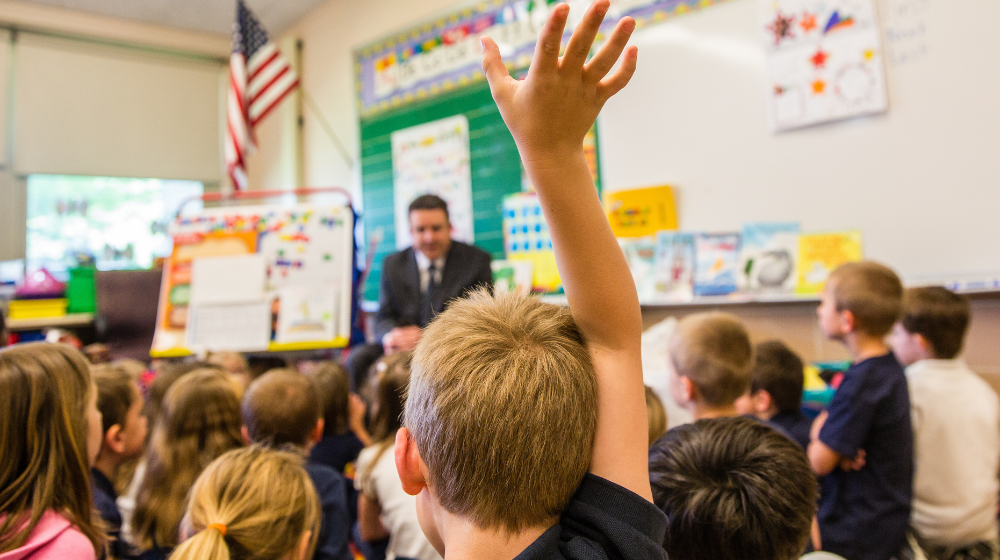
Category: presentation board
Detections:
[
  {"x1": 150, "y1": 203, "x2": 354, "y2": 357},
  {"x1": 597, "y1": 0, "x2": 1000, "y2": 286}
]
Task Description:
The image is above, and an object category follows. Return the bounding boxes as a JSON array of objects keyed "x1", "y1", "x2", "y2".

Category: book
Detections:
[
  {"x1": 653, "y1": 231, "x2": 695, "y2": 302},
  {"x1": 603, "y1": 185, "x2": 678, "y2": 238},
  {"x1": 741, "y1": 222, "x2": 800, "y2": 292},
  {"x1": 694, "y1": 233, "x2": 741, "y2": 296},
  {"x1": 796, "y1": 231, "x2": 863, "y2": 294},
  {"x1": 620, "y1": 236, "x2": 658, "y2": 303}
]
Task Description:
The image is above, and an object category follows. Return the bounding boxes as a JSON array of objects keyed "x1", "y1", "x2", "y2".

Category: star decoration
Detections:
[
  {"x1": 800, "y1": 12, "x2": 817, "y2": 33},
  {"x1": 812, "y1": 79, "x2": 826, "y2": 94},
  {"x1": 767, "y1": 11, "x2": 796, "y2": 45},
  {"x1": 863, "y1": 48, "x2": 875, "y2": 61},
  {"x1": 774, "y1": 84, "x2": 787, "y2": 95},
  {"x1": 810, "y1": 49, "x2": 830, "y2": 69}
]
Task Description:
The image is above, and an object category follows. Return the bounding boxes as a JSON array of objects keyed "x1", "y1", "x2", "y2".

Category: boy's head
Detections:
[
  {"x1": 92, "y1": 363, "x2": 148, "y2": 464},
  {"x1": 890, "y1": 286, "x2": 970, "y2": 366},
  {"x1": 648, "y1": 416, "x2": 817, "y2": 560},
  {"x1": 743, "y1": 341, "x2": 804, "y2": 420},
  {"x1": 306, "y1": 361, "x2": 352, "y2": 436},
  {"x1": 818, "y1": 261, "x2": 902, "y2": 340},
  {"x1": 399, "y1": 289, "x2": 597, "y2": 536},
  {"x1": 241, "y1": 369, "x2": 322, "y2": 449},
  {"x1": 207, "y1": 351, "x2": 251, "y2": 391},
  {"x1": 668, "y1": 312, "x2": 753, "y2": 412}
]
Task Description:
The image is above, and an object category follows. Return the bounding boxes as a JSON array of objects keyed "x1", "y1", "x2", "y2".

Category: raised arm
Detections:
[{"x1": 482, "y1": 0, "x2": 650, "y2": 499}]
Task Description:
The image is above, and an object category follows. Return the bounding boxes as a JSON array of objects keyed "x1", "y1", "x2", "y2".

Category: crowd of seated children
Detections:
[
  {"x1": 354, "y1": 352, "x2": 440, "y2": 560},
  {"x1": 207, "y1": 351, "x2": 252, "y2": 394},
  {"x1": 91, "y1": 363, "x2": 148, "y2": 558},
  {"x1": 131, "y1": 369, "x2": 245, "y2": 560},
  {"x1": 649, "y1": 416, "x2": 818, "y2": 560},
  {"x1": 667, "y1": 311, "x2": 754, "y2": 421},
  {"x1": 809, "y1": 261, "x2": 913, "y2": 560},
  {"x1": 736, "y1": 341, "x2": 812, "y2": 449},
  {"x1": 890, "y1": 287, "x2": 1000, "y2": 560},
  {"x1": 241, "y1": 368, "x2": 352, "y2": 560},
  {"x1": 169, "y1": 445, "x2": 320, "y2": 560}
]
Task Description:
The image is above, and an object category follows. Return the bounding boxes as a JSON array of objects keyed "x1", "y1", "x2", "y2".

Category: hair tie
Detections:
[{"x1": 206, "y1": 523, "x2": 227, "y2": 537}]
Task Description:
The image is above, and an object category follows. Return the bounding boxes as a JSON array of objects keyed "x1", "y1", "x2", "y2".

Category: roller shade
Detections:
[{"x1": 12, "y1": 34, "x2": 224, "y2": 181}]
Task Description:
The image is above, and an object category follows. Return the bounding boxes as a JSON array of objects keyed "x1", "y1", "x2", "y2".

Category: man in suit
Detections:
[{"x1": 346, "y1": 194, "x2": 493, "y2": 387}]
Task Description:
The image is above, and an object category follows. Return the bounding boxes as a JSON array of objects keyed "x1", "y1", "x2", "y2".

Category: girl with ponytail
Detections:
[{"x1": 169, "y1": 445, "x2": 320, "y2": 560}]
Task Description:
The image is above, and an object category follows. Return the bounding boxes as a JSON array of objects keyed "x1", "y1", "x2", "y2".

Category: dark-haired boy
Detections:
[
  {"x1": 810, "y1": 261, "x2": 913, "y2": 560},
  {"x1": 242, "y1": 369, "x2": 352, "y2": 560},
  {"x1": 741, "y1": 340, "x2": 811, "y2": 449},
  {"x1": 649, "y1": 416, "x2": 818, "y2": 560},
  {"x1": 889, "y1": 287, "x2": 1000, "y2": 559}
]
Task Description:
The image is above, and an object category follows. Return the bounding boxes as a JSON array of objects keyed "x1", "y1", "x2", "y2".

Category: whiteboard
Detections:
[{"x1": 598, "y1": 0, "x2": 1000, "y2": 285}]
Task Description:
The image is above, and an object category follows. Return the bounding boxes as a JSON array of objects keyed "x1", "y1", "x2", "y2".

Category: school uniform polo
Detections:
[
  {"x1": 304, "y1": 462, "x2": 353, "y2": 560},
  {"x1": 768, "y1": 409, "x2": 812, "y2": 450},
  {"x1": 513, "y1": 474, "x2": 667, "y2": 560},
  {"x1": 817, "y1": 353, "x2": 913, "y2": 560}
]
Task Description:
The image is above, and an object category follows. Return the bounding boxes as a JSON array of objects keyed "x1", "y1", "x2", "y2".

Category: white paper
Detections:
[
  {"x1": 187, "y1": 302, "x2": 271, "y2": 352},
  {"x1": 391, "y1": 115, "x2": 474, "y2": 250},
  {"x1": 275, "y1": 286, "x2": 337, "y2": 344},
  {"x1": 190, "y1": 254, "x2": 266, "y2": 305}
]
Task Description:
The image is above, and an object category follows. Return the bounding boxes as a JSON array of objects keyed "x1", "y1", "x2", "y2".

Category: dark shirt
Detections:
[
  {"x1": 513, "y1": 474, "x2": 667, "y2": 560},
  {"x1": 817, "y1": 353, "x2": 913, "y2": 560},
  {"x1": 91, "y1": 468, "x2": 126, "y2": 559},
  {"x1": 310, "y1": 432, "x2": 365, "y2": 525},
  {"x1": 305, "y1": 462, "x2": 353, "y2": 560},
  {"x1": 768, "y1": 409, "x2": 813, "y2": 450}
]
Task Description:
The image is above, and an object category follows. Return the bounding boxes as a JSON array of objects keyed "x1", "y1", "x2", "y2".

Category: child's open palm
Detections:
[{"x1": 481, "y1": 0, "x2": 637, "y2": 166}]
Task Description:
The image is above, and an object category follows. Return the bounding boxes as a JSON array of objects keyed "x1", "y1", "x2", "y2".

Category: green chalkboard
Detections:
[{"x1": 359, "y1": 82, "x2": 521, "y2": 303}]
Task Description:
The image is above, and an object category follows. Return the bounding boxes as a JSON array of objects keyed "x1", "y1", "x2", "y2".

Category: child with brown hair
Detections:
[
  {"x1": 241, "y1": 369, "x2": 352, "y2": 560},
  {"x1": 0, "y1": 343, "x2": 105, "y2": 559},
  {"x1": 169, "y1": 445, "x2": 321, "y2": 560},
  {"x1": 393, "y1": 4, "x2": 666, "y2": 559},
  {"x1": 889, "y1": 287, "x2": 1000, "y2": 559},
  {"x1": 91, "y1": 363, "x2": 149, "y2": 557},
  {"x1": 810, "y1": 261, "x2": 912, "y2": 560},
  {"x1": 740, "y1": 340, "x2": 811, "y2": 449},
  {"x1": 131, "y1": 368, "x2": 244, "y2": 560},
  {"x1": 668, "y1": 312, "x2": 754, "y2": 421}
]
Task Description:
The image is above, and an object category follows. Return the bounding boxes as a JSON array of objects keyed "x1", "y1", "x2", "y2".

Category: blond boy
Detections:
[
  {"x1": 809, "y1": 262, "x2": 912, "y2": 560},
  {"x1": 667, "y1": 312, "x2": 753, "y2": 421},
  {"x1": 889, "y1": 287, "x2": 1000, "y2": 559},
  {"x1": 392, "y1": 3, "x2": 667, "y2": 559}
]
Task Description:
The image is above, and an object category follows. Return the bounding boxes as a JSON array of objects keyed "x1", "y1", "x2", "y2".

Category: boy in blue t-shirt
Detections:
[{"x1": 809, "y1": 261, "x2": 913, "y2": 560}]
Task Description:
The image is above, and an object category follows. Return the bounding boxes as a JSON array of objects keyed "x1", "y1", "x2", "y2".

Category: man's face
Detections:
[{"x1": 409, "y1": 208, "x2": 451, "y2": 261}]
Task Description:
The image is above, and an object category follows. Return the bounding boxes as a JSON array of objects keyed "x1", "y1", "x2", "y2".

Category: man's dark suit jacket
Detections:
[{"x1": 373, "y1": 241, "x2": 493, "y2": 342}]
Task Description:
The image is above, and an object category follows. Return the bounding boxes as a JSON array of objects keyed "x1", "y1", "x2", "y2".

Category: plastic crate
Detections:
[
  {"x1": 67, "y1": 267, "x2": 97, "y2": 313},
  {"x1": 8, "y1": 298, "x2": 68, "y2": 320}
]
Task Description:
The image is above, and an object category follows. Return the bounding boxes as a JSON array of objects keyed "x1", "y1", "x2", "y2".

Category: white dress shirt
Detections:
[{"x1": 414, "y1": 251, "x2": 446, "y2": 293}]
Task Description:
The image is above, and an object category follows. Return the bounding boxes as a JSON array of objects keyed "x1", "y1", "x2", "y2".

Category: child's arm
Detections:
[{"x1": 482, "y1": 0, "x2": 650, "y2": 500}]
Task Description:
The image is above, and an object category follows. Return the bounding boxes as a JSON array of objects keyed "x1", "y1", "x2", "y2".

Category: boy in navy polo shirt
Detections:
[{"x1": 809, "y1": 261, "x2": 913, "y2": 560}]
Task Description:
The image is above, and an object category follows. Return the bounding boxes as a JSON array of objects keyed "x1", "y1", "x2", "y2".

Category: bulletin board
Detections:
[{"x1": 150, "y1": 203, "x2": 354, "y2": 357}]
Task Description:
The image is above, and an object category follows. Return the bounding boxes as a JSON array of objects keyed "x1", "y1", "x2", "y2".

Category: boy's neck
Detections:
[
  {"x1": 844, "y1": 332, "x2": 890, "y2": 363},
  {"x1": 436, "y1": 509, "x2": 554, "y2": 560},
  {"x1": 692, "y1": 402, "x2": 740, "y2": 421},
  {"x1": 93, "y1": 452, "x2": 122, "y2": 481}
]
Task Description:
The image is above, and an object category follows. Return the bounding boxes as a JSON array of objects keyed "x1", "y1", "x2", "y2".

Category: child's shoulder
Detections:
[{"x1": 0, "y1": 511, "x2": 97, "y2": 560}]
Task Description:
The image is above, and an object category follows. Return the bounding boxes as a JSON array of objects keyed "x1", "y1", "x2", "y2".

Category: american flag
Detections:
[{"x1": 226, "y1": 0, "x2": 299, "y2": 190}]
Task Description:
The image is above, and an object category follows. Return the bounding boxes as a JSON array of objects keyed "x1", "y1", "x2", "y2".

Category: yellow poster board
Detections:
[
  {"x1": 603, "y1": 185, "x2": 678, "y2": 238},
  {"x1": 796, "y1": 231, "x2": 863, "y2": 295}
]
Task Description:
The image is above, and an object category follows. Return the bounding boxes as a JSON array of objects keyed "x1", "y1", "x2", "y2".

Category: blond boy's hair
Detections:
[
  {"x1": 645, "y1": 386, "x2": 668, "y2": 446},
  {"x1": 829, "y1": 261, "x2": 903, "y2": 337},
  {"x1": 670, "y1": 312, "x2": 753, "y2": 407},
  {"x1": 406, "y1": 289, "x2": 597, "y2": 532}
]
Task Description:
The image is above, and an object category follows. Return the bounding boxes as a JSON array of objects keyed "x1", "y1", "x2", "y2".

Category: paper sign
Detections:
[
  {"x1": 187, "y1": 302, "x2": 271, "y2": 352},
  {"x1": 603, "y1": 186, "x2": 678, "y2": 238},
  {"x1": 189, "y1": 254, "x2": 266, "y2": 305}
]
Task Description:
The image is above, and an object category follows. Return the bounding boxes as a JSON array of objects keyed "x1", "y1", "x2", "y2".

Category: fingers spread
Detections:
[
  {"x1": 528, "y1": 3, "x2": 570, "y2": 77},
  {"x1": 597, "y1": 45, "x2": 637, "y2": 101},
  {"x1": 585, "y1": 16, "x2": 635, "y2": 82},
  {"x1": 561, "y1": 0, "x2": 610, "y2": 71}
]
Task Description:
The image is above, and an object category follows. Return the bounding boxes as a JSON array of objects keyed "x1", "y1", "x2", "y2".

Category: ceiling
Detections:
[{"x1": 15, "y1": 0, "x2": 328, "y2": 36}]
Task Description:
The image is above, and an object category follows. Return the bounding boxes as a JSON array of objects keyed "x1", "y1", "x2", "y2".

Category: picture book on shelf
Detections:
[
  {"x1": 797, "y1": 230, "x2": 863, "y2": 294},
  {"x1": 620, "y1": 236, "x2": 658, "y2": 303},
  {"x1": 694, "y1": 233, "x2": 741, "y2": 296},
  {"x1": 741, "y1": 222, "x2": 800, "y2": 292},
  {"x1": 654, "y1": 231, "x2": 695, "y2": 302}
]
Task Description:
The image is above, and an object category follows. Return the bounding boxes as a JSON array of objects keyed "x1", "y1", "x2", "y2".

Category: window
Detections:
[{"x1": 26, "y1": 175, "x2": 203, "y2": 278}]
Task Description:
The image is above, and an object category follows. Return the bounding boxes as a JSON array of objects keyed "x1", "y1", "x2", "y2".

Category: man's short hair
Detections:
[
  {"x1": 242, "y1": 369, "x2": 321, "y2": 448},
  {"x1": 670, "y1": 312, "x2": 753, "y2": 407},
  {"x1": 405, "y1": 288, "x2": 596, "y2": 532},
  {"x1": 750, "y1": 341, "x2": 804, "y2": 413},
  {"x1": 649, "y1": 416, "x2": 818, "y2": 560},
  {"x1": 92, "y1": 363, "x2": 140, "y2": 434},
  {"x1": 829, "y1": 261, "x2": 903, "y2": 337},
  {"x1": 408, "y1": 194, "x2": 449, "y2": 221},
  {"x1": 900, "y1": 286, "x2": 970, "y2": 359}
]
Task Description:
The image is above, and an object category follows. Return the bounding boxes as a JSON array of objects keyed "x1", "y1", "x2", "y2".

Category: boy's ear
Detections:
[
  {"x1": 311, "y1": 419, "x2": 325, "y2": 445},
  {"x1": 674, "y1": 376, "x2": 696, "y2": 408},
  {"x1": 840, "y1": 309, "x2": 856, "y2": 335},
  {"x1": 913, "y1": 332, "x2": 933, "y2": 354},
  {"x1": 394, "y1": 427, "x2": 427, "y2": 496},
  {"x1": 103, "y1": 424, "x2": 125, "y2": 454},
  {"x1": 753, "y1": 390, "x2": 773, "y2": 414},
  {"x1": 240, "y1": 425, "x2": 252, "y2": 445},
  {"x1": 296, "y1": 530, "x2": 313, "y2": 560}
]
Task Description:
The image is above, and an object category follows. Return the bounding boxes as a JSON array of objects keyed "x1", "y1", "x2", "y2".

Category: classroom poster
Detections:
[
  {"x1": 620, "y1": 236, "x2": 659, "y2": 303},
  {"x1": 502, "y1": 193, "x2": 561, "y2": 293},
  {"x1": 796, "y1": 230, "x2": 863, "y2": 294},
  {"x1": 653, "y1": 231, "x2": 695, "y2": 302},
  {"x1": 758, "y1": 0, "x2": 888, "y2": 131},
  {"x1": 603, "y1": 185, "x2": 678, "y2": 238},
  {"x1": 391, "y1": 115, "x2": 474, "y2": 250}
]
